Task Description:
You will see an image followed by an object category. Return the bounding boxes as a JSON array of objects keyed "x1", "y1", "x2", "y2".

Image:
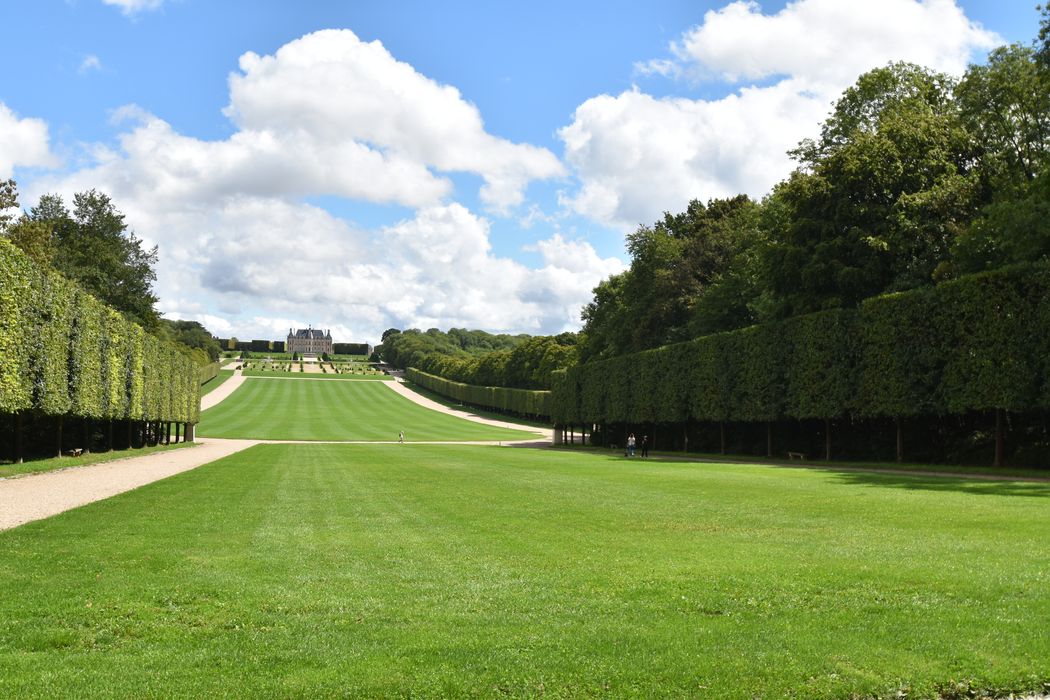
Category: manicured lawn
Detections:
[
  {"x1": 0, "y1": 445, "x2": 1047, "y2": 698},
  {"x1": 197, "y1": 377, "x2": 539, "y2": 442},
  {"x1": 199, "y1": 369, "x2": 235, "y2": 396}
]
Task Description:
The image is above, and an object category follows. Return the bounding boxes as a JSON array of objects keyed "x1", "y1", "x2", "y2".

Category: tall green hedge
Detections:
[
  {"x1": 553, "y1": 262, "x2": 1050, "y2": 427},
  {"x1": 406, "y1": 368, "x2": 551, "y2": 418},
  {"x1": 0, "y1": 239, "x2": 199, "y2": 423}
]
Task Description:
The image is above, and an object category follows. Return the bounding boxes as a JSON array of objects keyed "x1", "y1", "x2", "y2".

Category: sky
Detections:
[{"x1": 0, "y1": 0, "x2": 1041, "y2": 344}]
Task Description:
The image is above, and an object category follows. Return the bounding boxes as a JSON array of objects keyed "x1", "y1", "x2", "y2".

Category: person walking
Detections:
[
  {"x1": 398, "y1": 430, "x2": 405, "y2": 444},
  {"x1": 641, "y1": 435, "x2": 649, "y2": 458},
  {"x1": 627, "y1": 433, "x2": 636, "y2": 457}
]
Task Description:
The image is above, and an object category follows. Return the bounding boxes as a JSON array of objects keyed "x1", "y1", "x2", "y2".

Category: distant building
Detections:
[{"x1": 286, "y1": 327, "x2": 333, "y2": 355}]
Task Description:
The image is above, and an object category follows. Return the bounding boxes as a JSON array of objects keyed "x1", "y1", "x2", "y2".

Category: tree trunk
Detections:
[
  {"x1": 185, "y1": 423, "x2": 195, "y2": 443},
  {"x1": 14, "y1": 413, "x2": 23, "y2": 465},
  {"x1": 824, "y1": 418, "x2": 832, "y2": 461},
  {"x1": 895, "y1": 416, "x2": 903, "y2": 463},
  {"x1": 175, "y1": 422, "x2": 181, "y2": 444},
  {"x1": 766, "y1": 421, "x2": 773, "y2": 458},
  {"x1": 166, "y1": 422, "x2": 172, "y2": 445},
  {"x1": 994, "y1": 408, "x2": 1005, "y2": 468},
  {"x1": 719, "y1": 421, "x2": 726, "y2": 455},
  {"x1": 56, "y1": 415, "x2": 64, "y2": 458}
]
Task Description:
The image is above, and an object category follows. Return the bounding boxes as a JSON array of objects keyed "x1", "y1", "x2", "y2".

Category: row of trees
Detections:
[
  {"x1": 406, "y1": 368, "x2": 551, "y2": 420},
  {"x1": 1, "y1": 239, "x2": 201, "y2": 461},
  {"x1": 553, "y1": 263, "x2": 1050, "y2": 466},
  {"x1": 579, "y1": 31, "x2": 1050, "y2": 361},
  {"x1": 380, "y1": 328, "x2": 578, "y2": 390}
]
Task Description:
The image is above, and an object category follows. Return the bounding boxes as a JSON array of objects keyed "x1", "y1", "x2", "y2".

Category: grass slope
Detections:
[
  {"x1": 199, "y1": 369, "x2": 235, "y2": 397},
  {"x1": 197, "y1": 378, "x2": 537, "y2": 442},
  {"x1": 0, "y1": 445, "x2": 1047, "y2": 698}
]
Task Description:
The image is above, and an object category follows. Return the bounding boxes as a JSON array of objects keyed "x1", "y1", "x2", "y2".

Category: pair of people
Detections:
[{"x1": 626, "y1": 433, "x2": 649, "y2": 457}]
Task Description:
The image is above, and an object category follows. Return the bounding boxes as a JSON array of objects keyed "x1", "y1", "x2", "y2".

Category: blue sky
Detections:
[{"x1": 0, "y1": 0, "x2": 1042, "y2": 343}]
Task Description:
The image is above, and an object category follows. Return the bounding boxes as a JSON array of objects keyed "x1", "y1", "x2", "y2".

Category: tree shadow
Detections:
[{"x1": 826, "y1": 469, "x2": 1050, "y2": 498}]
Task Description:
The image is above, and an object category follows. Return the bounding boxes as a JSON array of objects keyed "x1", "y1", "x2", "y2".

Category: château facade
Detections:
[{"x1": 287, "y1": 327, "x2": 333, "y2": 355}]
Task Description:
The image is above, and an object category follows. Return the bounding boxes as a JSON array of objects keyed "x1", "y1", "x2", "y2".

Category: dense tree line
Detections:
[
  {"x1": 554, "y1": 262, "x2": 1050, "y2": 466},
  {"x1": 380, "y1": 327, "x2": 578, "y2": 390},
  {"x1": 579, "y1": 27, "x2": 1050, "y2": 361},
  {"x1": 1, "y1": 181, "x2": 221, "y2": 366},
  {"x1": 1, "y1": 240, "x2": 201, "y2": 462}
]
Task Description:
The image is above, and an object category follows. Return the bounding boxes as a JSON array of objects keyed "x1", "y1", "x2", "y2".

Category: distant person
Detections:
[
  {"x1": 627, "y1": 433, "x2": 636, "y2": 457},
  {"x1": 641, "y1": 435, "x2": 649, "y2": 458},
  {"x1": 399, "y1": 430, "x2": 405, "y2": 444}
]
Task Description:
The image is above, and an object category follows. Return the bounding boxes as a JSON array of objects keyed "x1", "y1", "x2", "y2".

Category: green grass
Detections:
[
  {"x1": 1, "y1": 444, "x2": 1048, "y2": 698},
  {"x1": 555, "y1": 443, "x2": 1050, "y2": 481},
  {"x1": 240, "y1": 369, "x2": 390, "y2": 380},
  {"x1": 0, "y1": 442, "x2": 198, "y2": 479},
  {"x1": 199, "y1": 369, "x2": 235, "y2": 396},
  {"x1": 197, "y1": 377, "x2": 539, "y2": 442}
]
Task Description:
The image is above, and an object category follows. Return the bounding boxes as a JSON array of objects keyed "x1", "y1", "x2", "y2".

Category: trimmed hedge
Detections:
[
  {"x1": 406, "y1": 368, "x2": 551, "y2": 419},
  {"x1": 554, "y1": 263, "x2": 1050, "y2": 427},
  {"x1": 0, "y1": 239, "x2": 199, "y2": 424},
  {"x1": 199, "y1": 361, "x2": 219, "y2": 386}
]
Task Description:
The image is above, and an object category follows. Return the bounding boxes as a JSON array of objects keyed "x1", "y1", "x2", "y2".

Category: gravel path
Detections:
[
  {"x1": 0, "y1": 438, "x2": 259, "y2": 531},
  {"x1": 384, "y1": 379, "x2": 553, "y2": 441},
  {"x1": 200, "y1": 368, "x2": 246, "y2": 410}
]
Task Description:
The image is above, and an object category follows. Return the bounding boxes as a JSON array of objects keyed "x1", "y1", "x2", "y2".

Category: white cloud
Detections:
[
  {"x1": 0, "y1": 103, "x2": 57, "y2": 180},
  {"x1": 78, "y1": 55, "x2": 102, "y2": 74},
  {"x1": 225, "y1": 29, "x2": 564, "y2": 212},
  {"x1": 143, "y1": 199, "x2": 621, "y2": 341},
  {"x1": 19, "y1": 29, "x2": 597, "y2": 341},
  {"x1": 102, "y1": 0, "x2": 165, "y2": 16},
  {"x1": 669, "y1": 0, "x2": 998, "y2": 90},
  {"x1": 563, "y1": 0, "x2": 1001, "y2": 230}
]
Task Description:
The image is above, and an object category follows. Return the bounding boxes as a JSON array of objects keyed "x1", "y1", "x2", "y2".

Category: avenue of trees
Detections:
[
  {"x1": 379, "y1": 327, "x2": 578, "y2": 391},
  {"x1": 578, "y1": 41, "x2": 1050, "y2": 361},
  {"x1": 1, "y1": 183, "x2": 213, "y2": 462},
  {"x1": 550, "y1": 16, "x2": 1050, "y2": 466}
]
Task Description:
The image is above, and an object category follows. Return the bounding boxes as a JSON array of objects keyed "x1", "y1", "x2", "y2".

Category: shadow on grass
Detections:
[{"x1": 827, "y1": 470, "x2": 1050, "y2": 498}]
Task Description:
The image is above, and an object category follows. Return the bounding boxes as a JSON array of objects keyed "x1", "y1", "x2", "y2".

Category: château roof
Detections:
[{"x1": 289, "y1": 328, "x2": 331, "y2": 339}]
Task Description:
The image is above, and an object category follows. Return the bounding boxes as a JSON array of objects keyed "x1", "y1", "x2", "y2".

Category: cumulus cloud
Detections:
[
  {"x1": 147, "y1": 199, "x2": 621, "y2": 340},
  {"x1": 225, "y1": 29, "x2": 564, "y2": 211},
  {"x1": 19, "y1": 29, "x2": 596, "y2": 341},
  {"x1": 0, "y1": 103, "x2": 57, "y2": 180},
  {"x1": 564, "y1": 0, "x2": 1000, "y2": 230},
  {"x1": 101, "y1": 0, "x2": 165, "y2": 15}
]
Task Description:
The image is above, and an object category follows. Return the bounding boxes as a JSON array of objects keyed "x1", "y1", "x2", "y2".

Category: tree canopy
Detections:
[{"x1": 578, "y1": 21, "x2": 1050, "y2": 361}]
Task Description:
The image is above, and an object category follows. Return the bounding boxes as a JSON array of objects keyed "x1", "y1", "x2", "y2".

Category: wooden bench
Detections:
[
  {"x1": 787, "y1": 451, "x2": 806, "y2": 461},
  {"x1": 65, "y1": 447, "x2": 84, "y2": 457}
]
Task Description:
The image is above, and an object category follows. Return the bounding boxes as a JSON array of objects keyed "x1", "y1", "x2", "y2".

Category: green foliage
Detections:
[
  {"x1": 385, "y1": 328, "x2": 576, "y2": 391},
  {"x1": 579, "y1": 196, "x2": 766, "y2": 361},
  {"x1": 28, "y1": 268, "x2": 74, "y2": 415},
  {"x1": 158, "y1": 319, "x2": 222, "y2": 363},
  {"x1": 28, "y1": 189, "x2": 161, "y2": 329},
  {"x1": 0, "y1": 240, "x2": 198, "y2": 423},
  {"x1": 0, "y1": 240, "x2": 33, "y2": 413},
  {"x1": 406, "y1": 368, "x2": 551, "y2": 419},
  {"x1": 556, "y1": 264, "x2": 1050, "y2": 427}
]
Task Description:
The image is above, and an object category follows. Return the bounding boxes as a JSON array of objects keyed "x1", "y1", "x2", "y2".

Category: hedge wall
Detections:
[
  {"x1": 0, "y1": 239, "x2": 200, "y2": 424},
  {"x1": 406, "y1": 367, "x2": 551, "y2": 419},
  {"x1": 199, "y1": 360, "x2": 219, "y2": 386},
  {"x1": 553, "y1": 263, "x2": 1050, "y2": 427}
]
